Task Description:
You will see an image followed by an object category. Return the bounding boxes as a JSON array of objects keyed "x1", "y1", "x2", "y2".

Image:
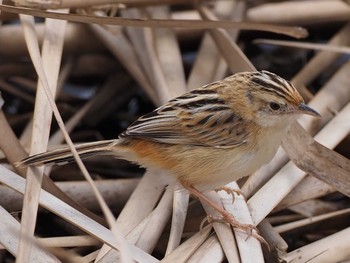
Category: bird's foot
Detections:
[
  {"x1": 185, "y1": 185, "x2": 268, "y2": 247},
  {"x1": 215, "y1": 186, "x2": 243, "y2": 203},
  {"x1": 207, "y1": 213, "x2": 268, "y2": 248}
]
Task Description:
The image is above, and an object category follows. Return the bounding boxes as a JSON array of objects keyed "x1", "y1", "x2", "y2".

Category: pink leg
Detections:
[{"x1": 186, "y1": 185, "x2": 268, "y2": 246}]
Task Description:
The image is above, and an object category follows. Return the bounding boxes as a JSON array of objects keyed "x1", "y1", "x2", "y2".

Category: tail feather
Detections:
[{"x1": 16, "y1": 139, "x2": 119, "y2": 167}]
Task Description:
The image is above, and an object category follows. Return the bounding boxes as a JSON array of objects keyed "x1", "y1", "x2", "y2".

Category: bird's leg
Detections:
[
  {"x1": 186, "y1": 185, "x2": 255, "y2": 232},
  {"x1": 185, "y1": 185, "x2": 267, "y2": 245},
  {"x1": 215, "y1": 186, "x2": 243, "y2": 203}
]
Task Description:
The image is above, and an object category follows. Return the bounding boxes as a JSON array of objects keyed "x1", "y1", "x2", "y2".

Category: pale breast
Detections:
[
  {"x1": 177, "y1": 127, "x2": 285, "y2": 191},
  {"x1": 126, "y1": 125, "x2": 288, "y2": 192}
]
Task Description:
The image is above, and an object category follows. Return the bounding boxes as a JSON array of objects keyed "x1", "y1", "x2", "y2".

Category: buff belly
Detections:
[{"x1": 125, "y1": 137, "x2": 281, "y2": 192}]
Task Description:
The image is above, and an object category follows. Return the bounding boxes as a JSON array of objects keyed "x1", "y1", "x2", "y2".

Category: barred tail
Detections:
[{"x1": 16, "y1": 139, "x2": 120, "y2": 167}]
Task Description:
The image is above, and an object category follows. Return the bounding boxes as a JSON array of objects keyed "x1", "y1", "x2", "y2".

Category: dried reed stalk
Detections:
[
  {"x1": 17, "y1": 13, "x2": 68, "y2": 262},
  {"x1": 0, "y1": 3, "x2": 308, "y2": 37},
  {"x1": 0, "y1": 23, "x2": 104, "y2": 57},
  {"x1": 247, "y1": 0, "x2": 350, "y2": 24},
  {"x1": 0, "y1": 165, "x2": 158, "y2": 262},
  {"x1": 0, "y1": 179, "x2": 138, "y2": 212},
  {"x1": 0, "y1": 1, "x2": 349, "y2": 262}
]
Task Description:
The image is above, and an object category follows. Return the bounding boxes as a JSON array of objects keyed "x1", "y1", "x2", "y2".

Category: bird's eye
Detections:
[{"x1": 269, "y1": 102, "x2": 281, "y2": 111}]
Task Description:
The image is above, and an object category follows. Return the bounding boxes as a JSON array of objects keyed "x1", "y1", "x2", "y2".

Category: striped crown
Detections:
[{"x1": 249, "y1": 71, "x2": 303, "y2": 105}]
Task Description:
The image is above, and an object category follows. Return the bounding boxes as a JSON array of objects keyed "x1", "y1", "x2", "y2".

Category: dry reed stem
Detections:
[
  {"x1": 96, "y1": 6, "x2": 187, "y2": 260},
  {"x1": 18, "y1": 8, "x2": 132, "y2": 263},
  {"x1": 201, "y1": 191, "x2": 241, "y2": 262},
  {"x1": 258, "y1": 220, "x2": 288, "y2": 253},
  {"x1": 187, "y1": 34, "x2": 223, "y2": 90},
  {"x1": 150, "y1": 6, "x2": 186, "y2": 97},
  {"x1": 125, "y1": 213, "x2": 153, "y2": 244},
  {"x1": 85, "y1": 2, "x2": 348, "y2": 262},
  {"x1": 275, "y1": 176, "x2": 334, "y2": 211},
  {"x1": 0, "y1": 79, "x2": 35, "y2": 103},
  {"x1": 268, "y1": 214, "x2": 304, "y2": 226},
  {"x1": 0, "y1": 111, "x2": 28, "y2": 176},
  {"x1": 254, "y1": 39, "x2": 350, "y2": 55},
  {"x1": 289, "y1": 199, "x2": 339, "y2": 218},
  {"x1": 150, "y1": 7, "x2": 189, "y2": 255},
  {"x1": 1, "y1": 1, "x2": 349, "y2": 262},
  {"x1": 187, "y1": 235, "x2": 224, "y2": 263},
  {"x1": 0, "y1": 23, "x2": 104, "y2": 57},
  {"x1": 0, "y1": 179, "x2": 138, "y2": 212},
  {"x1": 90, "y1": 17, "x2": 158, "y2": 104},
  {"x1": 135, "y1": 187, "x2": 173, "y2": 252},
  {"x1": 198, "y1": 6, "x2": 255, "y2": 73},
  {"x1": 283, "y1": 227, "x2": 350, "y2": 263},
  {"x1": 9, "y1": 76, "x2": 37, "y2": 92},
  {"x1": 247, "y1": 0, "x2": 350, "y2": 25},
  {"x1": 283, "y1": 118, "x2": 350, "y2": 197},
  {"x1": 55, "y1": 57, "x2": 73, "y2": 95},
  {"x1": 0, "y1": 4, "x2": 308, "y2": 38},
  {"x1": 161, "y1": 225, "x2": 212, "y2": 263},
  {"x1": 211, "y1": 1, "x2": 246, "y2": 81},
  {"x1": 187, "y1": 1, "x2": 244, "y2": 90},
  {"x1": 165, "y1": 186, "x2": 189, "y2": 255},
  {"x1": 39, "y1": 235, "x2": 101, "y2": 247},
  {"x1": 292, "y1": 23, "x2": 350, "y2": 89},
  {"x1": 187, "y1": 2, "x2": 239, "y2": 90},
  {"x1": 219, "y1": 182, "x2": 264, "y2": 262},
  {"x1": 49, "y1": 73, "x2": 131, "y2": 144},
  {"x1": 17, "y1": 13, "x2": 68, "y2": 262},
  {"x1": 95, "y1": 170, "x2": 172, "y2": 261},
  {"x1": 49, "y1": 98, "x2": 96, "y2": 145},
  {"x1": 0, "y1": 91, "x2": 107, "y2": 227},
  {"x1": 0, "y1": 205, "x2": 60, "y2": 262},
  {"x1": 14, "y1": 0, "x2": 192, "y2": 9},
  {"x1": 275, "y1": 208, "x2": 350, "y2": 234},
  {"x1": 122, "y1": 8, "x2": 171, "y2": 103},
  {"x1": 15, "y1": 0, "x2": 121, "y2": 8},
  {"x1": 0, "y1": 165, "x2": 158, "y2": 262},
  {"x1": 81, "y1": 250, "x2": 100, "y2": 263},
  {"x1": 19, "y1": 118, "x2": 33, "y2": 151}
]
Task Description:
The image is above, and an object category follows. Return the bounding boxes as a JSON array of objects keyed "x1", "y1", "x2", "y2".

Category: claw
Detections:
[
  {"x1": 215, "y1": 187, "x2": 243, "y2": 204},
  {"x1": 200, "y1": 216, "x2": 210, "y2": 232},
  {"x1": 246, "y1": 229, "x2": 270, "y2": 251},
  {"x1": 207, "y1": 214, "x2": 223, "y2": 223},
  {"x1": 185, "y1": 185, "x2": 269, "y2": 249},
  {"x1": 209, "y1": 212, "x2": 270, "y2": 250}
]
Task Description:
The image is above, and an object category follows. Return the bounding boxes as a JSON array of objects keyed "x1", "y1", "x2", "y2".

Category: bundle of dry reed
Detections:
[{"x1": 0, "y1": 0, "x2": 349, "y2": 262}]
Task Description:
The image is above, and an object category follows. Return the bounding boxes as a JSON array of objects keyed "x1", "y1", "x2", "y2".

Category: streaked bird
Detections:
[{"x1": 18, "y1": 71, "x2": 320, "y2": 240}]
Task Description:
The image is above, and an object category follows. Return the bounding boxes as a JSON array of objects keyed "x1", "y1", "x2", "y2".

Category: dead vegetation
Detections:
[{"x1": 0, "y1": 0, "x2": 349, "y2": 262}]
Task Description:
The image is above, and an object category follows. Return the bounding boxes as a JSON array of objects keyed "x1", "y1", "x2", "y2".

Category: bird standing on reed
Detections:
[{"x1": 18, "y1": 71, "x2": 320, "y2": 239}]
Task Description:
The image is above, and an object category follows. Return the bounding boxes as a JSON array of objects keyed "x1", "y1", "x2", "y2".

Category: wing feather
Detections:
[{"x1": 120, "y1": 81, "x2": 249, "y2": 148}]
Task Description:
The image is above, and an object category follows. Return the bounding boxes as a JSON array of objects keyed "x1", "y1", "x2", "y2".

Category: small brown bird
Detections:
[{"x1": 18, "y1": 71, "x2": 319, "y2": 237}]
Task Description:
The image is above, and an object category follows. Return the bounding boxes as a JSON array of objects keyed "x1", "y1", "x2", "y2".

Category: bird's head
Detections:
[{"x1": 237, "y1": 71, "x2": 320, "y2": 127}]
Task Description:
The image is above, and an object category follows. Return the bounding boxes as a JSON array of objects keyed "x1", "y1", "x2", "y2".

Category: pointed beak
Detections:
[{"x1": 298, "y1": 103, "x2": 321, "y2": 117}]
